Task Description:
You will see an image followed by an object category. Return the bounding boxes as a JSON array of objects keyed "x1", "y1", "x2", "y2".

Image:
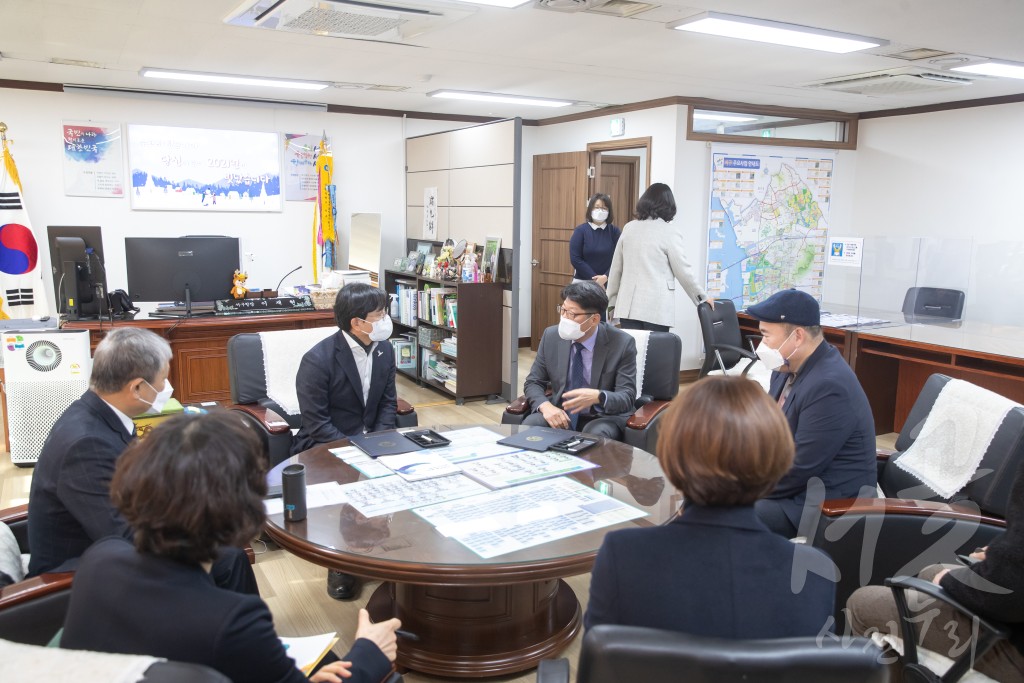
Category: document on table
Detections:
[
  {"x1": 460, "y1": 450, "x2": 598, "y2": 489},
  {"x1": 264, "y1": 481, "x2": 347, "y2": 515},
  {"x1": 340, "y1": 474, "x2": 489, "y2": 518},
  {"x1": 819, "y1": 312, "x2": 889, "y2": 328},
  {"x1": 439, "y1": 426, "x2": 504, "y2": 444},
  {"x1": 330, "y1": 445, "x2": 393, "y2": 478},
  {"x1": 414, "y1": 477, "x2": 646, "y2": 559},
  {"x1": 377, "y1": 452, "x2": 462, "y2": 481},
  {"x1": 279, "y1": 633, "x2": 338, "y2": 676}
]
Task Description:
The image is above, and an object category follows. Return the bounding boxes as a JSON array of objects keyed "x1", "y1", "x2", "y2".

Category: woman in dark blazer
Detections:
[
  {"x1": 570, "y1": 194, "x2": 620, "y2": 319},
  {"x1": 585, "y1": 375, "x2": 836, "y2": 638},
  {"x1": 61, "y1": 412, "x2": 401, "y2": 683}
]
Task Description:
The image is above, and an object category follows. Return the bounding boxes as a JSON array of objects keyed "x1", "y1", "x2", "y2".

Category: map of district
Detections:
[{"x1": 705, "y1": 151, "x2": 834, "y2": 309}]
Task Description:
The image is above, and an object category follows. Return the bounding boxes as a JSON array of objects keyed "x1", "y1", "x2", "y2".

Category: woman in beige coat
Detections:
[{"x1": 607, "y1": 183, "x2": 711, "y2": 331}]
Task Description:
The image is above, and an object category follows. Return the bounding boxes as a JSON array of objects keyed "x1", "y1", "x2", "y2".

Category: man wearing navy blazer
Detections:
[
  {"x1": 292, "y1": 283, "x2": 398, "y2": 599},
  {"x1": 745, "y1": 289, "x2": 877, "y2": 537},
  {"x1": 27, "y1": 328, "x2": 256, "y2": 593},
  {"x1": 523, "y1": 280, "x2": 637, "y2": 440}
]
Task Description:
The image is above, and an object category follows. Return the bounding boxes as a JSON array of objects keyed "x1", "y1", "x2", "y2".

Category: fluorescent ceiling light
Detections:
[
  {"x1": 453, "y1": 0, "x2": 530, "y2": 6},
  {"x1": 693, "y1": 113, "x2": 758, "y2": 123},
  {"x1": 669, "y1": 12, "x2": 886, "y2": 54},
  {"x1": 140, "y1": 68, "x2": 330, "y2": 91},
  {"x1": 428, "y1": 90, "x2": 573, "y2": 107},
  {"x1": 951, "y1": 61, "x2": 1024, "y2": 80}
]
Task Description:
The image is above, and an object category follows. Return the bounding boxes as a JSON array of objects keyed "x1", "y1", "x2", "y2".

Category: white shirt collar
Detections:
[
  {"x1": 589, "y1": 222, "x2": 606, "y2": 231},
  {"x1": 101, "y1": 397, "x2": 137, "y2": 436}
]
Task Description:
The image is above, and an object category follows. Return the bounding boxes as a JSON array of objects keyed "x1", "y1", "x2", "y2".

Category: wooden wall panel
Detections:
[
  {"x1": 450, "y1": 120, "x2": 515, "y2": 168},
  {"x1": 450, "y1": 165, "x2": 514, "y2": 206},
  {"x1": 449, "y1": 207, "x2": 513, "y2": 245},
  {"x1": 407, "y1": 133, "x2": 451, "y2": 172},
  {"x1": 406, "y1": 206, "x2": 450, "y2": 242},
  {"x1": 406, "y1": 170, "x2": 451, "y2": 207}
]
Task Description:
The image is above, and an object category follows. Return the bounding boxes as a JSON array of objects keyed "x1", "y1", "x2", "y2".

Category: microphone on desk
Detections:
[{"x1": 275, "y1": 266, "x2": 302, "y2": 295}]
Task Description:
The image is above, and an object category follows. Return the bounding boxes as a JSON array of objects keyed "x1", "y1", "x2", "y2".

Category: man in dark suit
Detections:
[
  {"x1": 27, "y1": 327, "x2": 256, "y2": 594},
  {"x1": 292, "y1": 283, "x2": 398, "y2": 600},
  {"x1": 523, "y1": 281, "x2": 637, "y2": 440},
  {"x1": 745, "y1": 289, "x2": 877, "y2": 537},
  {"x1": 291, "y1": 283, "x2": 397, "y2": 455}
]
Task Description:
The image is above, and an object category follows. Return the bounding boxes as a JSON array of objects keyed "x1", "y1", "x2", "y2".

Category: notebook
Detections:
[
  {"x1": 496, "y1": 426, "x2": 574, "y2": 452},
  {"x1": 348, "y1": 431, "x2": 423, "y2": 458}
]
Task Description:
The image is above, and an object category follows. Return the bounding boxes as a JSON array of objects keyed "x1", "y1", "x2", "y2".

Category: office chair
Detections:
[
  {"x1": 696, "y1": 299, "x2": 759, "y2": 377},
  {"x1": 502, "y1": 331, "x2": 682, "y2": 454},
  {"x1": 226, "y1": 329, "x2": 418, "y2": 466},
  {"x1": 811, "y1": 374, "x2": 1024, "y2": 629},
  {"x1": 536, "y1": 624, "x2": 890, "y2": 683},
  {"x1": 884, "y1": 576, "x2": 1009, "y2": 683},
  {"x1": 902, "y1": 287, "x2": 966, "y2": 323},
  {"x1": 0, "y1": 505, "x2": 74, "y2": 646}
]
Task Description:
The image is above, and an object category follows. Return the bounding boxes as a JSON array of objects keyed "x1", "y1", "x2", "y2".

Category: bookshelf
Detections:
[{"x1": 383, "y1": 269, "x2": 502, "y2": 403}]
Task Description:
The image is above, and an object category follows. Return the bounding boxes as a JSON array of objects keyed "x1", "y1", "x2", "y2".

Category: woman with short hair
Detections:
[
  {"x1": 585, "y1": 375, "x2": 835, "y2": 637},
  {"x1": 606, "y1": 182, "x2": 712, "y2": 331},
  {"x1": 569, "y1": 193, "x2": 621, "y2": 293},
  {"x1": 61, "y1": 412, "x2": 400, "y2": 683}
]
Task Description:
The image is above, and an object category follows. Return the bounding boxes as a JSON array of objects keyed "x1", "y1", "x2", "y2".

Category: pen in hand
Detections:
[{"x1": 396, "y1": 629, "x2": 420, "y2": 642}]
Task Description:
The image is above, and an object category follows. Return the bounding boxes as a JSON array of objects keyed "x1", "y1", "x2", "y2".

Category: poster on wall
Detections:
[
  {"x1": 283, "y1": 133, "x2": 323, "y2": 201},
  {"x1": 705, "y1": 145, "x2": 835, "y2": 308},
  {"x1": 127, "y1": 124, "x2": 282, "y2": 212},
  {"x1": 62, "y1": 121, "x2": 124, "y2": 197},
  {"x1": 423, "y1": 186, "x2": 438, "y2": 239}
]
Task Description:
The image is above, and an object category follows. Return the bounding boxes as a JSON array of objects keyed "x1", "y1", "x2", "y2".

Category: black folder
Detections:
[
  {"x1": 348, "y1": 431, "x2": 423, "y2": 458},
  {"x1": 496, "y1": 426, "x2": 574, "y2": 452}
]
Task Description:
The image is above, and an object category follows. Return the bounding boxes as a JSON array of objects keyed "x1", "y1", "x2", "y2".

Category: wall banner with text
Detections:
[{"x1": 62, "y1": 121, "x2": 124, "y2": 198}]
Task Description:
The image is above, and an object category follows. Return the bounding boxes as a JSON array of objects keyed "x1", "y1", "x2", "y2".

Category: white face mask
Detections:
[
  {"x1": 755, "y1": 330, "x2": 798, "y2": 372},
  {"x1": 139, "y1": 379, "x2": 174, "y2": 415},
  {"x1": 592, "y1": 208, "x2": 609, "y2": 223},
  {"x1": 363, "y1": 315, "x2": 393, "y2": 342},
  {"x1": 558, "y1": 315, "x2": 594, "y2": 341}
]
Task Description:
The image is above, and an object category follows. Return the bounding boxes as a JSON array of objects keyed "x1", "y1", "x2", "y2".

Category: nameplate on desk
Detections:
[{"x1": 214, "y1": 295, "x2": 315, "y2": 315}]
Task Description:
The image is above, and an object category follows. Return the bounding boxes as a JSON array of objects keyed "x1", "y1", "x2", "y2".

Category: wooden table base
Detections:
[{"x1": 366, "y1": 579, "x2": 581, "y2": 678}]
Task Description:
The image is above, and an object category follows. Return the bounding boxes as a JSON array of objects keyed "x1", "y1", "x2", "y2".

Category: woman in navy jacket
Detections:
[
  {"x1": 61, "y1": 412, "x2": 401, "y2": 683},
  {"x1": 570, "y1": 194, "x2": 620, "y2": 315},
  {"x1": 585, "y1": 375, "x2": 836, "y2": 638}
]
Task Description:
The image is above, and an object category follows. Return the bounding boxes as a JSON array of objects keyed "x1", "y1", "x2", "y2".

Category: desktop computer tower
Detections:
[{"x1": 3, "y1": 330, "x2": 91, "y2": 466}]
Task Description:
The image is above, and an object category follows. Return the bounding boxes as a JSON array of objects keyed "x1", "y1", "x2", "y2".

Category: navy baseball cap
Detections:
[{"x1": 745, "y1": 289, "x2": 820, "y2": 326}]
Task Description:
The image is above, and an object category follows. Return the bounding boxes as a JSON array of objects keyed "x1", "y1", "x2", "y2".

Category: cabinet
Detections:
[{"x1": 384, "y1": 270, "x2": 502, "y2": 403}]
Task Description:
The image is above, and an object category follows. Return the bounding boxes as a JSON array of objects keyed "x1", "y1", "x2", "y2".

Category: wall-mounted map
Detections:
[{"x1": 705, "y1": 147, "x2": 835, "y2": 308}]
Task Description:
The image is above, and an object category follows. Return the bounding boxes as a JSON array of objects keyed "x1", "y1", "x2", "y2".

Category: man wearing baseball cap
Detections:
[{"x1": 745, "y1": 289, "x2": 877, "y2": 537}]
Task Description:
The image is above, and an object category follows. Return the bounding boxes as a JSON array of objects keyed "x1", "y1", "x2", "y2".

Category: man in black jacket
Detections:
[{"x1": 27, "y1": 327, "x2": 256, "y2": 594}]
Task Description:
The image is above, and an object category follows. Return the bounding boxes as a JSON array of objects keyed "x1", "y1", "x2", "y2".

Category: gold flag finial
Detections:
[{"x1": 0, "y1": 121, "x2": 8, "y2": 139}]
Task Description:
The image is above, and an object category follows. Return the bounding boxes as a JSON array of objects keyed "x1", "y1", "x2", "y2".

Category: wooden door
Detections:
[
  {"x1": 531, "y1": 152, "x2": 589, "y2": 349},
  {"x1": 597, "y1": 155, "x2": 639, "y2": 226}
]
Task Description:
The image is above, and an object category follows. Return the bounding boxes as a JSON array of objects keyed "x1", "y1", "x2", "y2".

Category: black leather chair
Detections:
[
  {"x1": 537, "y1": 624, "x2": 890, "y2": 683},
  {"x1": 811, "y1": 374, "x2": 1024, "y2": 629},
  {"x1": 696, "y1": 300, "x2": 760, "y2": 378},
  {"x1": 502, "y1": 331, "x2": 682, "y2": 455},
  {"x1": 226, "y1": 330, "x2": 418, "y2": 466},
  {"x1": 902, "y1": 287, "x2": 965, "y2": 324},
  {"x1": 0, "y1": 505, "x2": 74, "y2": 646},
  {"x1": 885, "y1": 576, "x2": 1010, "y2": 683}
]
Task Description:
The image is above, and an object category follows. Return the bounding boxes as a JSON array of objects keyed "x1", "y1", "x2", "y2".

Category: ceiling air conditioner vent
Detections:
[
  {"x1": 225, "y1": 0, "x2": 474, "y2": 43},
  {"x1": 534, "y1": 0, "x2": 613, "y2": 13},
  {"x1": 805, "y1": 68, "x2": 975, "y2": 96}
]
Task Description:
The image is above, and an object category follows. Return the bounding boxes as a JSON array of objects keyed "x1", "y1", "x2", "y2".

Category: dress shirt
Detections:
[
  {"x1": 100, "y1": 399, "x2": 136, "y2": 437},
  {"x1": 589, "y1": 222, "x2": 606, "y2": 231},
  {"x1": 343, "y1": 331, "x2": 376, "y2": 405}
]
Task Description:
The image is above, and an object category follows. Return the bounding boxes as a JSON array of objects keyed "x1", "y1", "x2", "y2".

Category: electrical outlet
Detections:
[{"x1": 245, "y1": 252, "x2": 255, "y2": 263}]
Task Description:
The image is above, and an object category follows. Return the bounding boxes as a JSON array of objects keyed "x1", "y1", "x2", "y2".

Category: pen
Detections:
[{"x1": 396, "y1": 629, "x2": 420, "y2": 641}]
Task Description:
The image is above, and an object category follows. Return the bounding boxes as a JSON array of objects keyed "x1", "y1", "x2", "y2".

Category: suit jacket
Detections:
[
  {"x1": 61, "y1": 537, "x2": 392, "y2": 683},
  {"x1": 291, "y1": 330, "x2": 398, "y2": 455},
  {"x1": 27, "y1": 390, "x2": 133, "y2": 576},
  {"x1": 607, "y1": 218, "x2": 707, "y2": 327},
  {"x1": 585, "y1": 505, "x2": 836, "y2": 637},
  {"x1": 940, "y1": 457, "x2": 1024, "y2": 655},
  {"x1": 523, "y1": 323, "x2": 637, "y2": 426},
  {"x1": 766, "y1": 342, "x2": 877, "y2": 528}
]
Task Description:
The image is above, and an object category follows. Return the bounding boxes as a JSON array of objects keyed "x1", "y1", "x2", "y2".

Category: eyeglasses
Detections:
[{"x1": 556, "y1": 305, "x2": 596, "y2": 320}]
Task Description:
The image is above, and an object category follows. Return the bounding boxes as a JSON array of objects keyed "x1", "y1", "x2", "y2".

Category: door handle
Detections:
[{"x1": 531, "y1": 260, "x2": 540, "y2": 267}]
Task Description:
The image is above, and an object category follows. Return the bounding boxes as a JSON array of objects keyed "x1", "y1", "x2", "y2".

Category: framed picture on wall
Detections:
[{"x1": 483, "y1": 236, "x2": 502, "y2": 278}]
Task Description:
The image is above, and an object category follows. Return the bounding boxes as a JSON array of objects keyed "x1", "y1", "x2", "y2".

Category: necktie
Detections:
[{"x1": 566, "y1": 342, "x2": 586, "y2": 430}]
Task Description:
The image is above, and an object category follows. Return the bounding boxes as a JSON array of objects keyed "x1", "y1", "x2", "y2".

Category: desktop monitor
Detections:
[
  {"x1": 47, "y1": 225, "x2": 108, "y2": 320},
  {"x1": 125, "y1": 236, "x2": 240, "y2": 305}
]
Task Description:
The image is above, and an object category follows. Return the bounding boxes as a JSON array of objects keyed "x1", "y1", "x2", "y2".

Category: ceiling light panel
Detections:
[
  {"x1": 140, "y1": 68, "x2": 330, "y2": 90},
  {"x1": 428, "y1": 90, "x2": 573, "y2": 107},
  {"x1": 951, "y1": 61, "x2": 1024, "y2": 80},
  {"x1": 670, "y1": 12, "x2": 887, "y2": 54}
]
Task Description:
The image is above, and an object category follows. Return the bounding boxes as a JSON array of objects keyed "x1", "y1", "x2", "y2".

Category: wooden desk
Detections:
[
  {"x1": 64, "y1": 312, "x2": 335, "y2": 404},
  {"x1": 851, "y1": 322, "x2": 1024, "y2": 434},
  {"x1": 737, "y1": 310, "x2": 857, "y2": 362},
  {"x1": 265, "y1": 424, "x2": 679, "y2": 678}
]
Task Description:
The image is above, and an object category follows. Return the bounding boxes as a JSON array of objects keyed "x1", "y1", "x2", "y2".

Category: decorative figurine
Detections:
[{"x1": 231, "y1": 270, "x2": 249, "y2": 299}]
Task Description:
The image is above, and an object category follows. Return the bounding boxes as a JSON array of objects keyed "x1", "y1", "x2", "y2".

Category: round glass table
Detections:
[{"x1": 264, "y1": 424, "x2": 680, "y2": 678}]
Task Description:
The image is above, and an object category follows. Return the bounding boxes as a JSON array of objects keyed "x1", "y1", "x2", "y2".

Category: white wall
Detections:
[
  {"x1": 838, "y1": 102, "x2": 1024, "y2": 324},
  {"x1": 2, "y1": 89, "x2": 418, "y2": 314}
]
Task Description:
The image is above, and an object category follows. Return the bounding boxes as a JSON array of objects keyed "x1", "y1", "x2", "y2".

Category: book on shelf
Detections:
[
  {"x1": 445, "y1": 297, "x2": 458, "y2": 328},
  {"x1": 418, "y1": 286, "x2": 456, "y2": 326}
]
